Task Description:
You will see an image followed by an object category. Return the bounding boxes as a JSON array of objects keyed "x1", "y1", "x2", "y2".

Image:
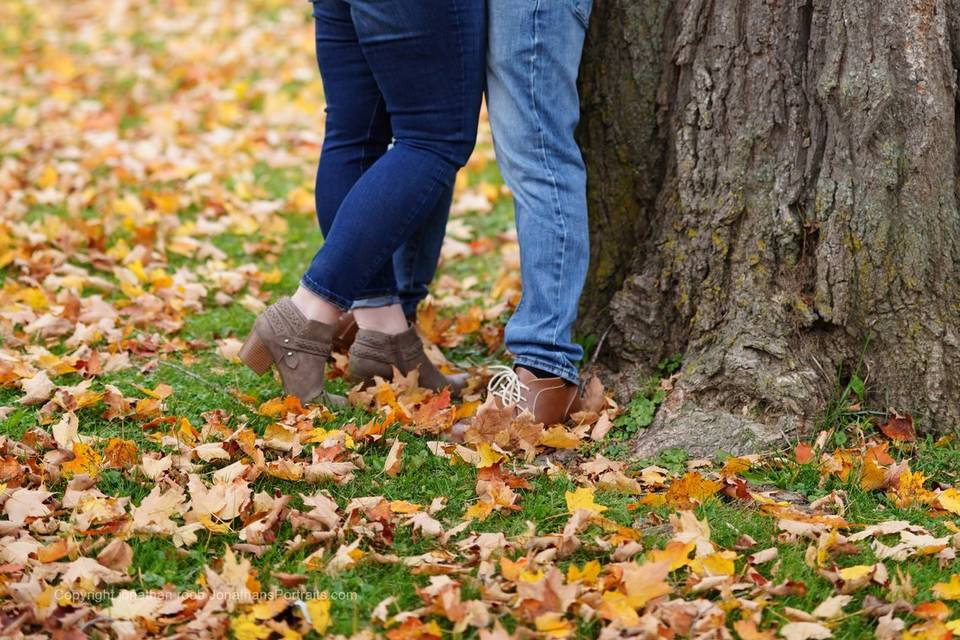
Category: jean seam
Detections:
[
  {"x1": 359, "y1": 96, "x2": 384, "y2": 175},
  {"x1": 398, "y1": 226, "x2": 422, "y2": 297},
  {"x1": 299, "y1": 275, "x2": 352, "y2": 311},
  {"x1": 572, "y1": 0, "x2": 591, "y2": 28},
  {"x1": 452, "y1": 0, "x2": 466, "y2": 139},
  {"x1": 530, "y1": 1, "x2": 569, "y2": 352}
]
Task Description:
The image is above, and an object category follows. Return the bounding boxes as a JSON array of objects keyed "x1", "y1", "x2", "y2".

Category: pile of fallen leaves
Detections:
[
  {"x1": 4, "y1": 367, "x2": 960, "y2": 638},
  {"x1": 5, "y1": 0, "x2": 960, "y2": 639}
]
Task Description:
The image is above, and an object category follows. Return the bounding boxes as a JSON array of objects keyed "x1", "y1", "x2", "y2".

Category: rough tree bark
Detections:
[{"x1": 578, "y1": 0, "x2": 960, "y2": 457}]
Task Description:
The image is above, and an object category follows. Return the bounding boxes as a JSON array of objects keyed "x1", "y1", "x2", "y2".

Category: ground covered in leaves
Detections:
[{"x1": 4, "y1": 1, "x2": 960, "y2": 638}]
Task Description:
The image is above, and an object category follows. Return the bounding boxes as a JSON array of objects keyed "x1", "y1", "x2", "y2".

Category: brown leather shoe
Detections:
[
  {"x1": 238, "y1": 297, "x2": 336, "y2": 405},
  {"x1": 488, "y1": 366, "x2": 581, "y2": 425},
  {"x1": 347, "y1": 325, "x2": 467, "y2": 396},
  {"x1": 331, "y1": 312, "x2": 359, "y2": 353},
  {"x1": 446, "y1": 366, "x2": 581, "y2": 443}
]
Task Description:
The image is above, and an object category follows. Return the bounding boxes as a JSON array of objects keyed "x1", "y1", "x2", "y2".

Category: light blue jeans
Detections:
[{"x1": 487, "y1": 0, "x2": 593, "y2": 385}]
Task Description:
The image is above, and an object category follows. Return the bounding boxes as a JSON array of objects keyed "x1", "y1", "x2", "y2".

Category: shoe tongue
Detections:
[{"x1": 514, "y1": 367, "x2": 539, "y2": 385}]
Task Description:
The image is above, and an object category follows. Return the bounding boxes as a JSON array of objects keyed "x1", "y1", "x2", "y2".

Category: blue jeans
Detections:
[
  {"x1": 304, "y1": 0, "x2": 485, "y2": 311},
  {"x1": 388, "y1": 200, "x2": 452, "y2": 318},
  {"x1": 322, "y1": 169, "x2": 452, "y2": 319},
  {"x1": 487, "y1": 0, "x2": 593, "y2": 385}
]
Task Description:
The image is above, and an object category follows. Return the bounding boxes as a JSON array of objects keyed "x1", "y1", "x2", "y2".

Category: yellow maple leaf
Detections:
[
  {"x1": 815, "y1": 529, "x2": 839, "y2": 567},
  {"x1": 499, "y1": 556, "x2": 527, "y2": 581},
  {"x1": 62, "y1": 442, "x2": 102, "y2": 479},
  {"x1": 534, "y1": 612, "x2": 574, "y2": 639},
  {"x1": 128, "y1": 259, "x2": 148, "y2": 283},
  {"x1": 599, "y1": 591, "x2": 642, "y2": 627},
  {"x1": 591, "y1": 515, "x2": 641, "y2": 542},
  {"x1": 839, "y1": 565, "x2": 874, "y2": 581},
  {"x1": 464, "y1": 500, "x2": 494, "y2": 521},
  {"x1": 515, "y1": 570, "x2": 544, "y2": 586},
  {"x1": 539, "y1": 426, "x2": 581, "y2": 449},
  {"x1": 199, "y1": 516, "x2": 232, "y2": 533},
  {"x1": 665, "y1": 472, "x2": 722, "y2": 509},
  {"x1": 259, "y1": 268, "x2": 282, "y2": 284},
  {"x1": 690, "y1": 551, "x2": 737, "y2": 577},
  {"x1": 936, "y1": 488, "x2": 960, "y2": 515},
  {"x1": 305, "y1": 598, "x2": 331, "y2": 635},
  {"x1": 149, "y1": 268, "x2": 172, "y2": 289},
  {"x1": 390, "y1": 500, "x2": 422, "y2": 514},
  {"x1": 647, "y1": 540, "x2": 695, "y2": 571},
  {"x1": 933, "y1": 575, "x2": 960, "y2": 600},
  {"x1": 567, "y1": 560, "x2": 601, "y2": 585},
  {"x1": 150, "y1": 192, "x2": 180, "y2": 214},
  {"x1": 860, "y1": 456, "x2": 887, "y2": 491},
  {"x1": 455, "y1": 399, "x2": 481, "y2": 421},
  {"x1": 835, "y1": 564, "x2": 877, "y2": 593},
  {"x1": 721, "y1": 457, "x2": 751, "y2": 476},
  {"x1": 136, "y1": 383, "x2": 174, "y2": 400},
  {"x1": 251, "y1": 598, "x2": 288, "y2": 620},
  {"x1": 17, "y1": 287, "x2": 48, "y2": 310},
  {"x1": 632, "y1": 493, "x2": 667, "y2": 508},
  {"x1": 475, "y1": 442, "x2": 507, "y2": 468},
  {"x1": 265, "y1": 460, "x2": 303, "y2": 481},
  {"x1": 230, "y1": 613, "x2": 272, "y2": 640},
  {"x1": 37, "y1": 164, "x2": 58, "y2": 189},
  {"x1": 565, "y1": 487, "x2": 608, "y2": 515},
  {"x1": 905, "y1": 621, "x2": 952, "y2": 640},
  {"x1": 887, "y1": 469, "x2": 934, "y2": 508}
]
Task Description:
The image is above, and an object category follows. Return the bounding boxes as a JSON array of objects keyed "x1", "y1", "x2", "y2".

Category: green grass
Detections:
[{"x1": 5, "y1": 145, "x2": 960, "y2": 638}]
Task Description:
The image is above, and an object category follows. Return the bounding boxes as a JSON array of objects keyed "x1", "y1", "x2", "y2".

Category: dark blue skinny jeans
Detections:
[{"x1": 303, "y1": 0, "x2": 485, "y2": 311}]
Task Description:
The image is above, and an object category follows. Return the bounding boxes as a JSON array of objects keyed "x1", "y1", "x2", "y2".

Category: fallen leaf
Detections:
[
  {"x1": 879, "y1": 412, "x2": 916, "y2": 442},
  {"x1": 780, "y1": 621, "x2": 832, "y2": 640}
]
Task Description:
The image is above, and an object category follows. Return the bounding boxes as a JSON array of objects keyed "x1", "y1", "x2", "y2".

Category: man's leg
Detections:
[{"x1": 487, "y1": 0, "x2": 593, "y2": 385}]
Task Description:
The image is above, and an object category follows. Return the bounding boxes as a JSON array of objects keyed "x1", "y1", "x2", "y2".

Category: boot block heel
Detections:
[{"x1": 239, "y1": 332, "x2": 273, "y2": 375}]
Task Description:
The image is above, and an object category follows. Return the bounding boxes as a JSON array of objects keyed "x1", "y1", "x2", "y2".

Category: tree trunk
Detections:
[{"x1": 578, "y1": 0, "x2": 960, "y2": 457}]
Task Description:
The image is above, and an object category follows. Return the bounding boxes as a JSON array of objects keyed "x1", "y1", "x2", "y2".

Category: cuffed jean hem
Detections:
[
  {"x1": 514, "y1": 355, "x2": 580, "y2": 386},
  {"x1": 398, "y1": 295, "x2": 423, "y2": 320},
  {"x1": 299, "y1": 276, "x2": 352, "y2": 312},
  {"x1": 351, "y1": 293, "x2": 401, "y2": 309}
]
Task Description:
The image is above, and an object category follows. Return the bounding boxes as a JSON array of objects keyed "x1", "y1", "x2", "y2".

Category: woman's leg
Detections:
[
  {"x1": 305, "y1": 0, "x2": 396, "y2": 324},
  {"x1": 311, "y1": 0, "x2": 391, "y2": 238},
  {"x1": 312, "y1": 0, "x2": 449, "y2": 320},
  {"x1": 299, "y1": 0, "x2": 485, "y2": 313},
  {"x1": 296, "y1": 0, "x2": 391, "y2": 324}
]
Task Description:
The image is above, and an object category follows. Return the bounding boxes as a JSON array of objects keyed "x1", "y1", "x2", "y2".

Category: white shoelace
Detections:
[{"x1": 487, "y1": 365, "x2": 528, "y2": 405}]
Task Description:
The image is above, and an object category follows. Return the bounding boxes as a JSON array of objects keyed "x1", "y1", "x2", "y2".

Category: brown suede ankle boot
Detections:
[
  {"x1": 331, "y1": 312, "x2": 359, "y2": 353},
  {"x1": 331, "y1": 310, "x2": 418, "y2": 353},
  {"x1": 347, "y1": 325, "x2": 467, "y2": 396},
  {"x1": 238, "y1": 297, "x2": 336, "y2": 405}
]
